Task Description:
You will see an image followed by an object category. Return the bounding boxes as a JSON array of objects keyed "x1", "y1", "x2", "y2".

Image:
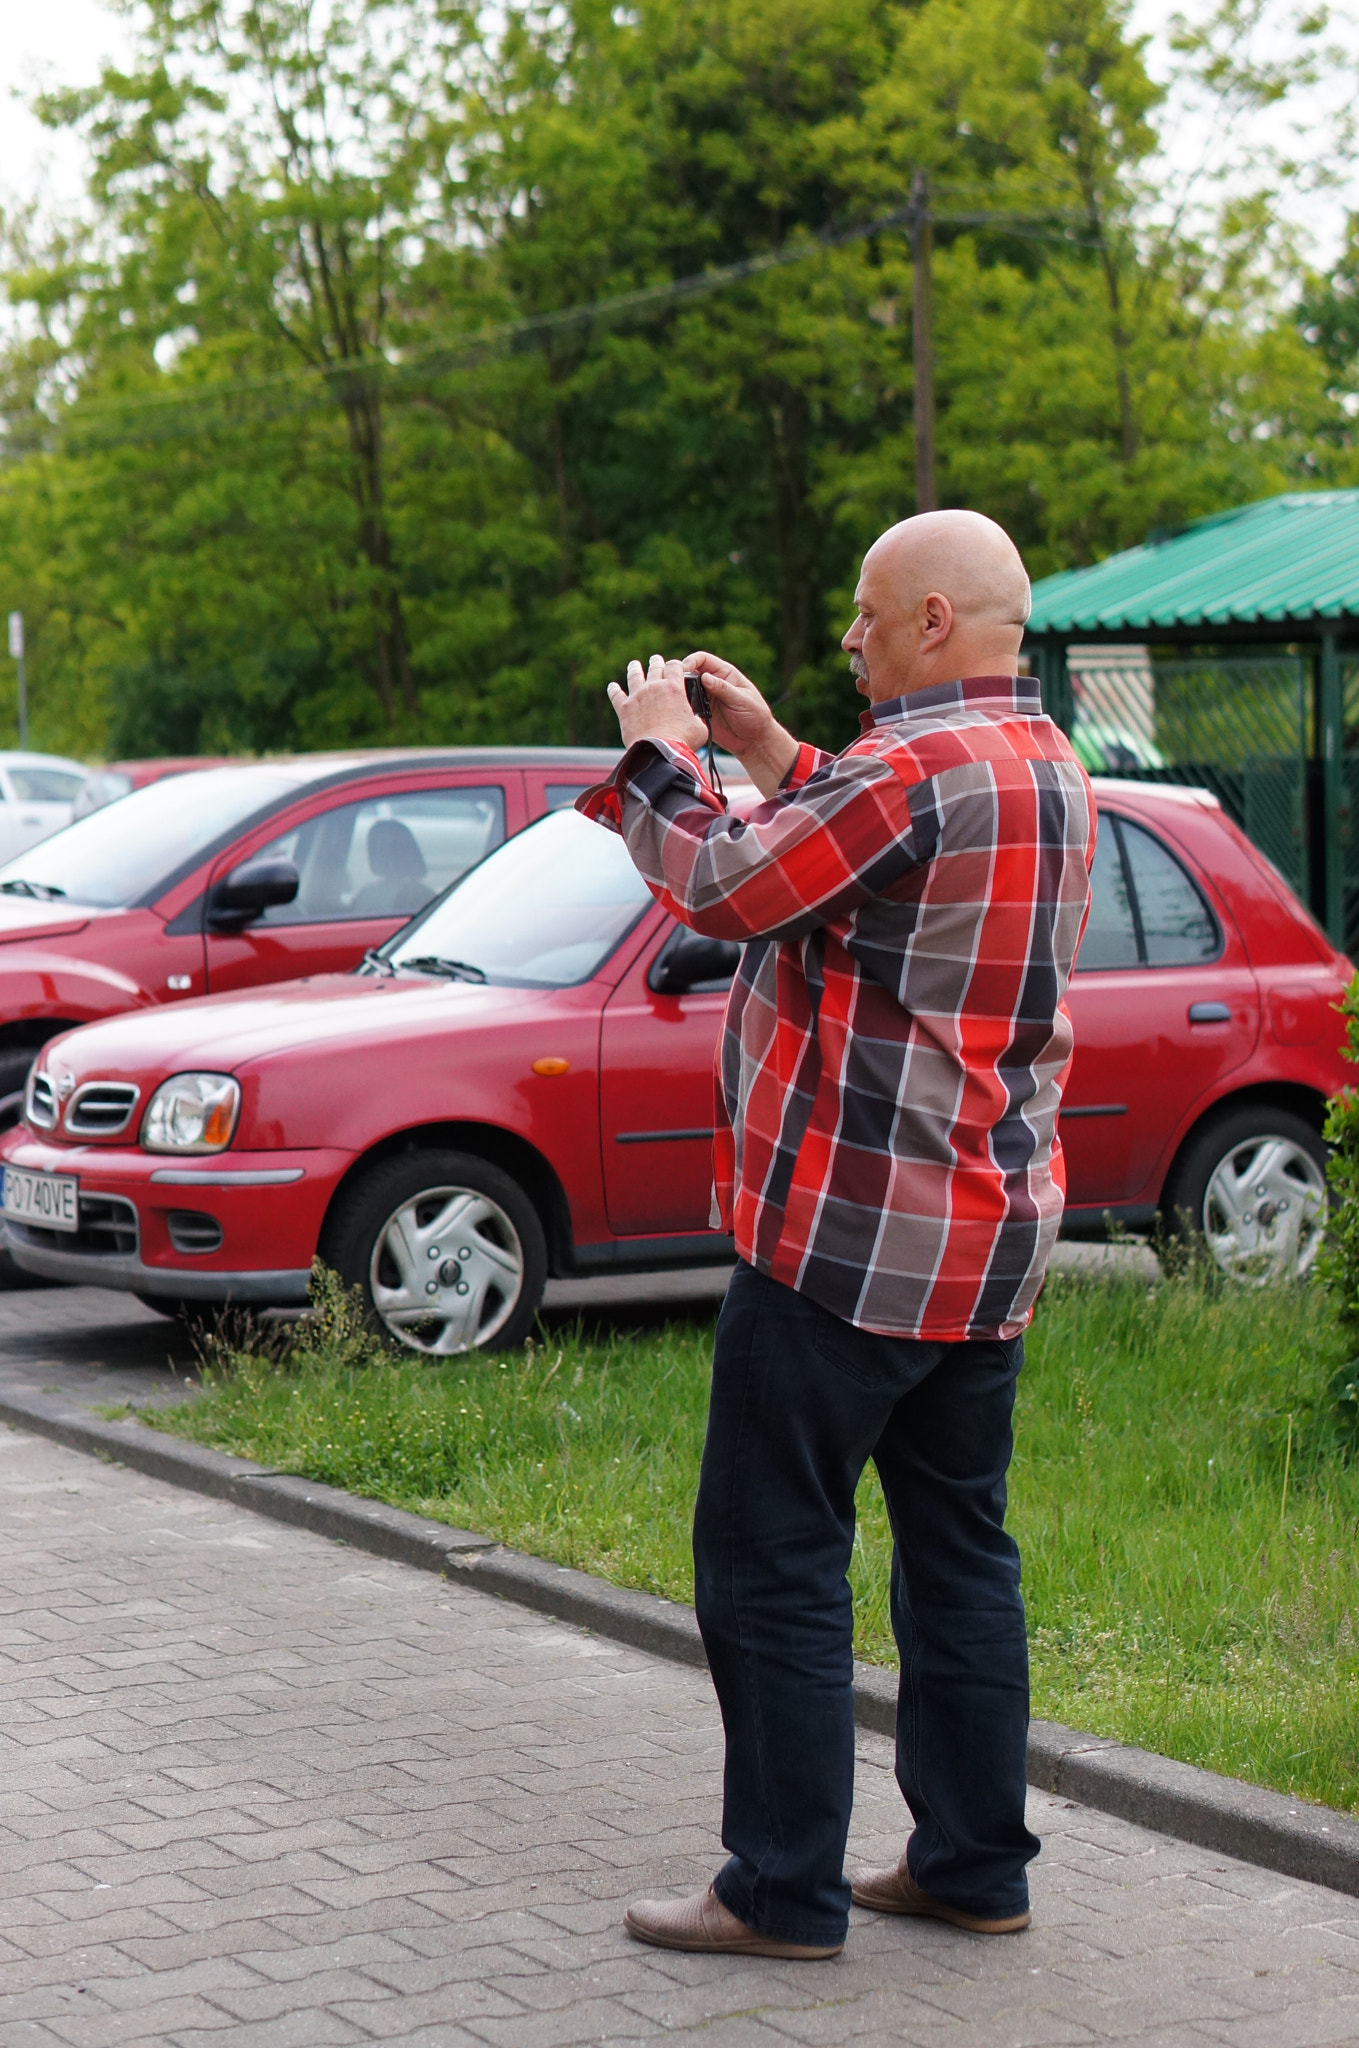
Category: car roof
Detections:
[
  {"x1": 0, "y1": 751, "x2": 88, "y2": 772},
  {"x1": 123, "y1": 747, "x2": 629, "y2": 788},
  {"x1": 1090, "y1": 776, "x2": 1221, "y2": 810},
  {"x1": 100, "y1": 758, "x2": 235, "y2": 779},
  {"x1": 291, "y1": 746, "x2": 625, "y2": 767}
]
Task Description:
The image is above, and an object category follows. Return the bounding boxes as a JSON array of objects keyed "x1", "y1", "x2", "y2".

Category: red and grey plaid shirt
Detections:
[{"x1": 580, "y1": 676, "x2": 1095, "y2": 1339}]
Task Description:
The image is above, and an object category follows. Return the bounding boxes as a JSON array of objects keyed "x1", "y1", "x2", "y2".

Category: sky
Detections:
[
  {"x1": 0, "y1": 0, "x2": 1354, "y2": 260},
  {"x1": 0, "y1": 0, "x2": 131, "y2": 211}
]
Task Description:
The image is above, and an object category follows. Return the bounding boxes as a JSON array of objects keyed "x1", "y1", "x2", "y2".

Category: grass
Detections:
[{"x1": 149, "y1": 1263, "x2": 1359, "y2": 1815}]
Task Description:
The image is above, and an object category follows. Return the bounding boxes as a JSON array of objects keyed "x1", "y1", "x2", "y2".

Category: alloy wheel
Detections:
[
  {"x1": 1202, "y1": 1135, "x2": 1327, "y2": 1284},
  {"x1": 369, "y1": 1183, "x2": 525, "y2": 1353}
]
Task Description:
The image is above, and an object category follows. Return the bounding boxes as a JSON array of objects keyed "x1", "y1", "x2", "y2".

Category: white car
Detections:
[{"x1": 0, "y1": 753, "x2": 89, "y2": 864}]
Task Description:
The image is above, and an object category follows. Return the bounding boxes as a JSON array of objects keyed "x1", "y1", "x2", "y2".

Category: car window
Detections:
[
  {"x1": 383, "y1": 807, "x2": 651, "y2": 986},
  {"x1": 544, "y1": 783, "x2": 594, "y2": 810},
  {"x1": 0, "y1": 766, "x2": 301, "y2": 908},
  {"x1": 248, "y1": 786, "x2": 506, "y2": 926},
  {"x1": 1074, "y1": 823, "x2": 1139, "y2": 971},
  {"x1": 9, "y1": 768, "x2": 84, "y2": 803},
  {"x1": 1075, "y1": 812, "x2": 1220, "y2": 972},
  {"x1": 1120, "y1": 819, "x2": 1219, "y2": 965},
  {"x1": 72, "y1": 770, "x2": 134, "y2": 818}
]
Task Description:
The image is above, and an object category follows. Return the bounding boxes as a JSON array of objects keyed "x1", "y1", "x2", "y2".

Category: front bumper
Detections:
[
  {"x1": 0, "y1": 1136, "x2": 349, "y2": 1304},
  {"x1": 5, "y1": 1229, "x2": 312, "y2": 1304}
]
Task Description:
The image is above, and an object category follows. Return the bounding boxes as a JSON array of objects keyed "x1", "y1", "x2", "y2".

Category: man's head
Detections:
[{"x1": 842, "y1": 510, "x2": 1031, "y2": 704}]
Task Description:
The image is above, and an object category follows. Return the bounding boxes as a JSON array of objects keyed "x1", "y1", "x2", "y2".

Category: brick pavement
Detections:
[{"x1": 0, "y1": 1428, "x2": 1356, "y2": 2047}]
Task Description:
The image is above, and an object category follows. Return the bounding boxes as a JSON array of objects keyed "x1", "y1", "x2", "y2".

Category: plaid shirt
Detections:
[{"x1": 580, "y1": 676, "x2": 1095, "y2": 1339}]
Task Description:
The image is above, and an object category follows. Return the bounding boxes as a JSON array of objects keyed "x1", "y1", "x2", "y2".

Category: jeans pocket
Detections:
[{"x1": 811, "y1": 1302, "x2": 909, "y2": 1388}]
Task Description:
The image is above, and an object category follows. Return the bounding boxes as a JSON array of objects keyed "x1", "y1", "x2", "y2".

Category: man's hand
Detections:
[
  {"x1": 684, "y1": 651, "x2": 800, "y2": 799},
  {"x1": 606, "y1": 656, "x2": 709, "y2": 754}
]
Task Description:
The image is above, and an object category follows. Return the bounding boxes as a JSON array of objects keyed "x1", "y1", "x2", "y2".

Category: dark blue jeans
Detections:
[{"x1": 694, "y1": 1261, "x2": 1038, "y2": 1947}]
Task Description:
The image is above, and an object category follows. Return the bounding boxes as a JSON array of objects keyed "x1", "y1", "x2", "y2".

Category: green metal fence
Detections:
[
  {"x1": 1341, "y1": 660, "x2": 1359, "y2": 956},
  {"x1": 1057, "y1": 653, "x2": 1311, "y2": 903}
]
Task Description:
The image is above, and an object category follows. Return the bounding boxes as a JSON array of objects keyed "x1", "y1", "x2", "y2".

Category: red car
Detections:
[
  {"x1": 71, "y1": 758, "x2": 239, "y2": 819},
  {"x1": 0, "y1": 781, "x2": 1348, "y2": 1348},
  {"x1": 0, "y1": 748, "x2": 621, "y2": 1120}
]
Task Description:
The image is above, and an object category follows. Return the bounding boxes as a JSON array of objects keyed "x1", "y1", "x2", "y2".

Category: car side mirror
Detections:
[
  {"x1": 647, "y1": 926, "x2": 742, "y2": 996},
  {"x1": 206, "y1": 856, "x2": 300, "y2": 931}
]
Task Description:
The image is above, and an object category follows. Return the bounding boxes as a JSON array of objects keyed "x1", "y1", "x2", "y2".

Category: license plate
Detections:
[{"x1": 1, "y1": 1167, "x2": 79, "y2": 1232}]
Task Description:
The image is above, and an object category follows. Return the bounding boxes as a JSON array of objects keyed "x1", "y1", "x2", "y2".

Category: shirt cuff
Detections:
[
  {"x1": 780, "y1": 741, "x2": 826, "y2": 793},
  {"x1": 574, "y1": 737, "x2": 723, "y2": 833}
]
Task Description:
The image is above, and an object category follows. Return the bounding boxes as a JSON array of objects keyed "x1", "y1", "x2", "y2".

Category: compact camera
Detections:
[
  {"x1": 682, "y1": 671, "x2": 723, "y2": 793},
  {"x1": 684, "y1": 672, "x2": 712, "y2": 722}
]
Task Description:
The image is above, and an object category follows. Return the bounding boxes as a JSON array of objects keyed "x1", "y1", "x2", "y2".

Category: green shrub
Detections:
[{"x1": 1319, "y1": 973, "x2": 1359, "y2": 1453}]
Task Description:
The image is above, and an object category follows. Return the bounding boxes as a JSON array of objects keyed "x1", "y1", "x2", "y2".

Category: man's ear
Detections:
[{"x1": 920, "y1": 592, "x2": 953, "y2": 645}]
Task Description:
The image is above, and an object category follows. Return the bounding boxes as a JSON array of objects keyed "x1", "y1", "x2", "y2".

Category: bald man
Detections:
[{"x1": 579, "y1": 510, "x2": 1095, "y2": 1960}]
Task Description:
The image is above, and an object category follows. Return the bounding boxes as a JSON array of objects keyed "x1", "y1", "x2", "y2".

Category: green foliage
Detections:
[
  {"x1": 1329, "y1": 1357, "x2": 1359, "y2": 1455},
  {"x1": 0, "y1": 0, "x2": 1353, "y2": 757},
  {"x1": 1300, "y1": 218, "x2": 1359, "y2": 388},
  {"x1": 1319, "y1": 973, "x2": 1359, "y2": 1453},
  {"x1": 158, "y1": 1262, "x2": 1359, "y2": 1812}
]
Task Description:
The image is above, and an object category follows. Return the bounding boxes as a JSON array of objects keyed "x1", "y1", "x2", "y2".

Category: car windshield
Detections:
[
  {"x1": 0, "y1": 766, "x2": 300, "y2": 908},
  {"x1": 8, "y1": 767, "x2": 85, "y2": 803},
  {"x1": 383, "y1": 808, "x2": 652, "y2": 987}
]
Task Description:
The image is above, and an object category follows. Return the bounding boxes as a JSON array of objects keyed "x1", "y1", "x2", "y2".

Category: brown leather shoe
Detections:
[
  {"x1": 624, "y1": 1883, "x2": 843, "y2": 1959},
  {"x1": 851, "y1": 1853, "x2": 1030, "y2": 1934}
]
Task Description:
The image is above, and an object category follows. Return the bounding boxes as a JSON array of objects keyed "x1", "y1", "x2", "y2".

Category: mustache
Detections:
[{"x1": 848, "y1": 653, "x2": 868, "y2": 679}]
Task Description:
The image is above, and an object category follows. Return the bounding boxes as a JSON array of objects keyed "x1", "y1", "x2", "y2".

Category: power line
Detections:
[{"x1": 0, "y1": 193, "x2": 1101, "y2": 456}]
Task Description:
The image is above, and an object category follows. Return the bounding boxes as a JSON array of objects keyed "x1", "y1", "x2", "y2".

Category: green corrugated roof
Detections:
[{"x1": 1026, "y1": 490, "x2": 1359, "y2": 635}]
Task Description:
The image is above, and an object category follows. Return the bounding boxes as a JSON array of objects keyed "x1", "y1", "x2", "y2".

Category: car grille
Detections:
[
  {"x1": 65, "y1": 1083, "x2": 140, "y2": 1137},
  {"x1": 13, "y1": 1193, "x2": 138, "y2": 1257},
  {"x1": 26, "y1": 1074, "x2": 57, "y2": 1130},
  {"x1": 166, "y1": 1210, "x2": 223, "y2": 1255}
]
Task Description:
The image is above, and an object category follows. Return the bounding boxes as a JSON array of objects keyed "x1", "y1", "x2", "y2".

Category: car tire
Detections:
[
  {"x1": 320, "y1": 1149, "x2": 547, "y2": 1356},
  {"x1": 0, "y1": 1048, "x2": 62, "y2": 1287},
  {"x1": 0, "y1": 1260, "x2": 60, "y2": 1290},
  {"x1": 0, "y1": 1049, "x2": 34, "y2": 1129},
  {"x1": 1158, "y1": 1103, "x2": 1328, "y2": 1284},
  {"x1": 133, "y1": 1293, "x2": 221, "y2": 1335}
]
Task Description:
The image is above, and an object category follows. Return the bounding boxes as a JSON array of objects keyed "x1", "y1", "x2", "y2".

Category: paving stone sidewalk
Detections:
[{"x1": 0, "y1": 1427, "x2": 1356, "y2": 2048}]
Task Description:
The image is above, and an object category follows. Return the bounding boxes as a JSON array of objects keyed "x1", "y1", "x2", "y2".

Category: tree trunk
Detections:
[
  {"x1": 1080, "y1": 180, "x2": 1139, "y2": 467},
  {"x1": 339, "y1": 369, "x2": 417, "y2": 720},
  {"x1": 769, "y1": 388, "x2": 813, "y2": 696}
]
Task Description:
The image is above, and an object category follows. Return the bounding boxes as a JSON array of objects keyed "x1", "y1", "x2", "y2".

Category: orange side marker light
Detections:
[{"x1": 532, "y1": 1057, "x2": 570, "y2": 1076}]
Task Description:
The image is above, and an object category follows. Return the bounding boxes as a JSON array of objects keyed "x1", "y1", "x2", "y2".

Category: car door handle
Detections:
[{"x1": 1188, "y1": 1001, "x2": 1232, "y2": 1024}]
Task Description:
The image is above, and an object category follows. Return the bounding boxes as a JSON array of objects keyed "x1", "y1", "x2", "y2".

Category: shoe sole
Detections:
[
  {"x1": 850, "y1": 1885, "x2": 1030, "y2": 1936},
  {"x1": 623, "y1": 1911, "x2": 842, "y2": 1960}
]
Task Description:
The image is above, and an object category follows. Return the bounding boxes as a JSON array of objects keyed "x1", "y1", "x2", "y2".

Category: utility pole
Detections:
[
  {"x1": 6, "y1": 614, "x2": 25, "y2": 751},
  {"x1": 910, "y1": 168, "x2": 936, "y2": 514}
]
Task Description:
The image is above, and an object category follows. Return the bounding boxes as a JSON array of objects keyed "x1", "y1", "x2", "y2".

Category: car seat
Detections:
[{"x1": 350, "y1": 818, "x2": 435, "y2": 917}]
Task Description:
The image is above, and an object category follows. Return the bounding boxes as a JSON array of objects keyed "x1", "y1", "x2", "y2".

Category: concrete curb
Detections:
[{"x1": 4, "y1": 1383, "x2": 1357, "y2": 1899}]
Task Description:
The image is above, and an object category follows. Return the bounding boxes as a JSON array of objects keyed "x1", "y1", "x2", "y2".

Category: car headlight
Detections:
[{"x1": 141, "y1": 1073, "x2": 241, "y2": 1154}]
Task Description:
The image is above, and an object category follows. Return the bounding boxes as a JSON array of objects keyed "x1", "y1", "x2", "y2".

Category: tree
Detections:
[
  {"x1": 3, "y1": 0, "x2": 466, "y2": 732},
  {"x1": 0, "y1": 0, "x2": 1347, "y2": 760}
]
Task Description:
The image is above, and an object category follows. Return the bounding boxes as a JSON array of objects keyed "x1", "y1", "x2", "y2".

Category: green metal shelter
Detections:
[{"x1": 1023, "y1": 489, "x2": 1359, "y2": 950}]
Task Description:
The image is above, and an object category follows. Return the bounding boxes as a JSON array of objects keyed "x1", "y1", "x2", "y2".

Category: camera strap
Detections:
[{"x1": 700, "y1": 717, "x2": 724, "y2": 798}]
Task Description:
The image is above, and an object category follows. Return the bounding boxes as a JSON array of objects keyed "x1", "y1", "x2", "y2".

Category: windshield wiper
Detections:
[
  {"x1": 398, "y1": 955, "x2": 488, "y2": 983},
  {"x1": 359, "y1": 947, "x2": 395, "y2": 978},
  {"x1": 0, "y1": 880, "x2": 66, "y2": 900}
]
